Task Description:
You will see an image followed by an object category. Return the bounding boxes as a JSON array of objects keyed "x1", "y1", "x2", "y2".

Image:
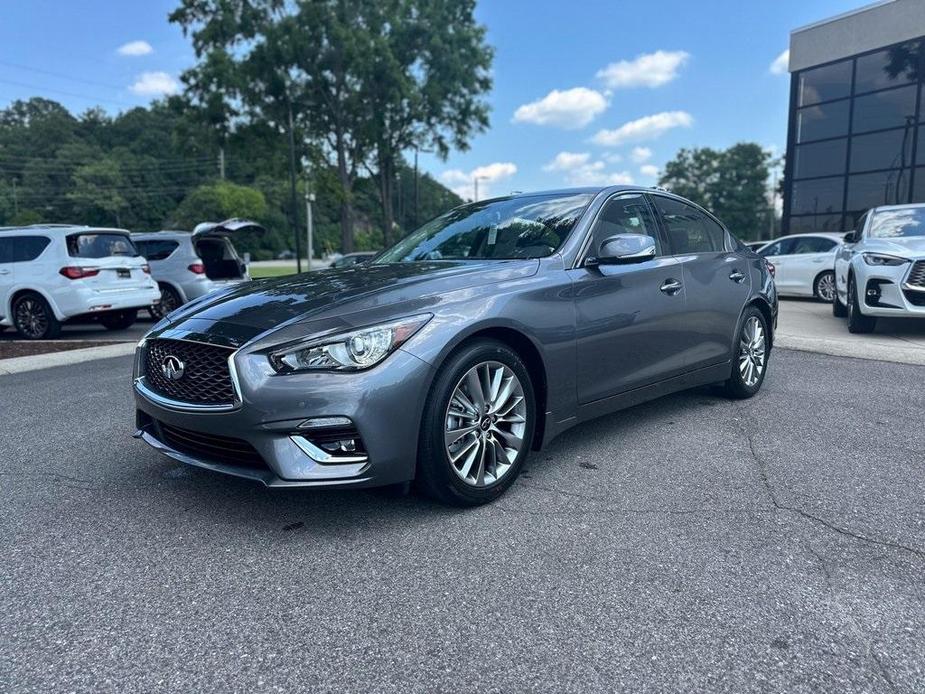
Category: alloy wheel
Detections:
[
  {"x1": 738, "y1": 316, "x2": 766, "y2": 387},
  {"x1": 444, "y1": 360, "x2": 527, "y2": 487},
  {"x1": 14, "y1": 298, "x2": 49, "y2": 339},
  {"x1": 153, "y1": 287, "x2": 179, "y2": 319},
  {"x1": 816, "y1": 273, "x2": 836, "y2": 302}
]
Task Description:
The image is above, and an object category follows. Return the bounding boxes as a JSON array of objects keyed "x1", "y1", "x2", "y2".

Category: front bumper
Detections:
[
  {"x1": 133, "y1": 347, "x2": 435, "y2": 488},
  {"x1": 854, "y1": 260, "x2": 925, "y2": 318}
]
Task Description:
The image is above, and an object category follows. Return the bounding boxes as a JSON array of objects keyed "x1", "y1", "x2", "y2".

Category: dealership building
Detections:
[{"x1": 783, "y1": 0, "x2": 925, "y2": 234}]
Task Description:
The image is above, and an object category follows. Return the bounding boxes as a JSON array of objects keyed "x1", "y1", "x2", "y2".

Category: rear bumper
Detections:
[{"x1": 51, "y1": 283, "x2": 160, "y2": 320}]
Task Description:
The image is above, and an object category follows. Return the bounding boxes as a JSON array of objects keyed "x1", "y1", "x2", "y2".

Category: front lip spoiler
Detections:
[{"x1": 134, "y1": 427, "x2": 372, "y2": 488}]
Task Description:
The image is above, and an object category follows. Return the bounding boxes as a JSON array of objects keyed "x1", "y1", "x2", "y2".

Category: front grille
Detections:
[
  {"x1": 156, "y1": 420, "x2": 267, "y2": 469},
  {"x1": 144, "y1": 338, "x2": 235, "y2": 405},
  {"x1": 906, "y1": 260, "x2": 925, "y2": 290}
]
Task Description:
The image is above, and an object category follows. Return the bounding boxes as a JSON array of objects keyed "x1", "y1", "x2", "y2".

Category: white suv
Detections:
[{"x1": 0, "y1": 225, "x2": 160, "y2": 339}]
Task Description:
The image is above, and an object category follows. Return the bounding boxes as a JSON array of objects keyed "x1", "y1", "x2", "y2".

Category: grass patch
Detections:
[{"x1": 250, "y1": 265, "x2": 298, "y2": 278}]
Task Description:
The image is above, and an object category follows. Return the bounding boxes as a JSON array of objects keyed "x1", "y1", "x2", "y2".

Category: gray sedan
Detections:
[{"x1": 132, "y1": 187, "x2": 777, "y2": 505}]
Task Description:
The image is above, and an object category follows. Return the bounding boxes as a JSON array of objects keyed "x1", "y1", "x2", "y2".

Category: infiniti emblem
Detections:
[{"x1": 161, "y1": 355, "x2": 185, "y2": 381}]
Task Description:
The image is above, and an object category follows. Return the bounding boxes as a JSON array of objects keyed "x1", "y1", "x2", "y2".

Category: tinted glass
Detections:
[
  {"x1": 917, "y1": 126, "x2": 925, "y2": 165},
  {"x1": 869, "y1": 207, "x2": 925, "y2": 238},
  {"x1": 651, "y1": 197, "x2": 726, "y2": 254},
  {"x1": 794, "y1": 139, "x2": 847, "y2": 178},
  {"x1": 758, "y1": 238, "x2": 796, "y2": 257},
  {"x1": 798, "y1": 61, "x2": 852, "y2": 106},
  {"x1": 851, "y1": 129, "x2": 914, "y2": 172},
  {"x1": 912, "y1": 168, "x2": 925, "y2": 206},
  {"x1": 854, "y1": 43, "x2": 920, "y2": 94},
  {"x1": 9, "y1": 235, "x2": 51, "y2": 262},
  {"x1": 788, "y1": 215, "x2": 845, "y2": 234},
  {"x1": 844, "y1": 210, "x2": 868, "y2": 231},
  {"x1": 590, "y1": 194, "x2": 660, "y2": 256},
  {"x1": 846, "y1": 170, "x2": 910, "y2": 210},
  {"x1": 67, "y1": 233, "x2": 139, "y2": 258},
  {"x1": 376, "y1": 193, "x2": 593, "y2": 262},
  {"x1": 796, "y1": 101, "x2": 850, "y2": 143},
  {"x1": 791, "y1": 177, "x2": 844, "y2": 215},
  {"x1": 791, "y1": 236, "x2": 837, "y2": 253},
  {"x1": 851, "y1": 85, "x2": 917, "y2": 134},
  {"x1": 135, "y1": 239, "x2": 179, "y2": 261},
  {"x1": 0, "y1": 238, "x2": 12, "y2": 263}
]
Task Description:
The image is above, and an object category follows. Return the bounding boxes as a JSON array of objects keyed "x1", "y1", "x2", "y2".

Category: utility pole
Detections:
[
  {"x1": 286, "y1": 101, "x2": 302, "y2": 274},
  {"x1": 304, "y1": 178, "x2": 315, "y2": 271},
  {"x1": 11, "y1": 180, "x2": 17, "y2": 215},
  {"x1": 473, "y1": 175, "x2": 487, "y2": 202},
  {"x1": 218, "y1": 147, "x2": 226, "y2": 180}
]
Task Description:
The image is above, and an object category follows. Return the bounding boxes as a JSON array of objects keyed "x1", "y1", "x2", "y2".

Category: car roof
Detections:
[
  {"x1": 765, "y1": 232, "x2": 845, "y2": 242},
  {"x1": 132, "y1": 230, "x2": 192, "y2": 238},
  {"x1": 868, "y1": 202, "x2": 925, "y2": 213},
  {"x1": 0, "y1": 224, "x2": 131, "y2": 235}
]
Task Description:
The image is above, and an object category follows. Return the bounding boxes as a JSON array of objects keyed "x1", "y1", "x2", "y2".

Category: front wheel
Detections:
[
  {"x1": 724, "y1": 307, "x2": 770, "y2": 399},
  {"x1": 814, "y1": 271, "x2": 836, "y2": 303},
  {"x1": 149, "y1": 284, "x2": 181, "y2": 320},
  {"x1": 416, "y1": 339, "x2": 536, "y2": 506},
  {"x1": 847, "y1": 275, "x2": 876, "y2": 334},
  {"x1": 99, "y1": 309, "x2": 137, "y2": 331}
]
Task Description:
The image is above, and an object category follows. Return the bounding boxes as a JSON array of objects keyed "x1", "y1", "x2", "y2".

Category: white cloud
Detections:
[
  {"x1": 129, "y1": 71, "x2": 180, "y2": 96},
  {"x1": 640, "y1": 164, "x2": 660, "y2": 178},
  {"x1": 603, "y1": 152, "x2": 623, "y2": 164},
  {"x1": 597, "y1": 50, "x2": 690, "y2": 90},
  {"x1": 591, "y1": 111, "x2": 693, "y2": 147},
  {"x1": 117, "y1": 40, "x2": 153, "y2": 57},
  {"x1": 440, "y1": 162, "x2": 518, "y2": 200},
  {"x1": 770, "y1": 49, "x2": 790, "y2": 75},
  {"x1": 630, "y1": 146, "x2": 653, "y2": 164},
  {"x1": 513, "y1": 87, "x2": 608, "y2": 129},
  {"x1": 542, "y1": 151, "x2": 633, "y2": 187}
]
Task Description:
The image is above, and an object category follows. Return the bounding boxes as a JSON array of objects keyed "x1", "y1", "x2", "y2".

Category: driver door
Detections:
[{"x1": 568, "y1": 193, "x2": 688, "y2": 404}]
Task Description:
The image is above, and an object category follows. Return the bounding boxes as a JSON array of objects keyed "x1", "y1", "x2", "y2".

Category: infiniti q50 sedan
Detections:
[{"x1": 132, "y1": 187, "x2": 777, "y2": 505}]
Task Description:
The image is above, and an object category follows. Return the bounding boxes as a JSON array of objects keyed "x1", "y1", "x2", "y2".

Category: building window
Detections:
[
  {"x1": 798, "y1": 61, "x2": 853, "y2": 106},
  {"x1": 796, "y1": 100, "x2": 850, "y2": 143},
  {"x1": 787, "y1": 215, "x2": 844, "y2": 234},
  {"x1": 846, "y1": 170, "x2": 911, "y2": 210},
  {"x1": 794, "y1": 138, "x2": 848, "y2": 178},
  {"x1": 850, "y1": 129, "x2": 914, "y2": 172},
  {"x1": 791, "y1": 176, "x2": 845, "y2": 215},
  {"x1": 851, "y1": 85, "x2": 917, "y2": 134},
  {"x1": 854, "y1": 42, "x2": 920, "y2": 95}
]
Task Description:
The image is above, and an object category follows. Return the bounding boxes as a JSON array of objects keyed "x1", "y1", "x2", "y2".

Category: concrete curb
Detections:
[
  {"x1": 0, "y1": 342, "x2": 136, "y2": 376},
  {"x1": 776, "y1": 334, "x2": 925, "y2": 367}
]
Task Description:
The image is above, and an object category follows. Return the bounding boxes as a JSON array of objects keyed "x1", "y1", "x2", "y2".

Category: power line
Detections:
[
  {"x1": 0, "y1": 78, "x2": 137, "y2": 108},
  {"x1": 0, "y1": 60, "x2": 131, "y2": 93}
]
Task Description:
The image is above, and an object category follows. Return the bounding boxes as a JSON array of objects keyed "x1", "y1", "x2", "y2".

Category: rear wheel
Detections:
[
  {"x1": 813, "y1": 271, "x2": 836, "y2": 303},
  {"x1": 12, "y1": 292, "x2": 61, "y2": 340},
  {"x1": 847, "y1": 275, "x2": 877, "y2": 334},
  {"x1": 724, "y1": 307, "x2": 769, "y2": 399},
  {"x1": 99, "y1": 309, "x2": 137, "y2": 331},
  {"x1": 417, "y1": 339, "x2": 535, "y2": 506},
  {"x1": 149, "y1": 284, "x2": 182, "y2": 320}
]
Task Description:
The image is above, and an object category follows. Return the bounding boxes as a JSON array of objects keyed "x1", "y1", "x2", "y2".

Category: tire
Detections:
[
  {"x1": 416, "y1": 339, "x2": 536, "y2": 506},
  {"x1": 12, "y1": 292, "x2": 61, "y2": 340},
  {"x1": 846, "y1": 275, "x2": 876, "y2": 334},
  {"x1": 99, "y1": 309, "x2": 137, "y2": 331},
  {"x1": 149, "y1": 284, "x2": 182, "y2": 320},
  {"x1": 723, "y1": 306, "x2": 770, "y2": 400},
  {"x1": 813, "y1": 271, "x2": 836, "y2": 303}
]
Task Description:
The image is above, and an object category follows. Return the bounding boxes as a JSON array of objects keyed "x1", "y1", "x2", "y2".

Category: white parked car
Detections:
[
  {"x1": 756, "y1": 233, "x2": 843, "y2": 302},
  {"x1": 132, "y1": 219, "x2": 264, "y2": 319},
  {"x1": 0, "y1": 225, "x2": 160, "y2": 339},
  {"x1": 833, "y1": 203, "x2": 925, "y2": 333}
]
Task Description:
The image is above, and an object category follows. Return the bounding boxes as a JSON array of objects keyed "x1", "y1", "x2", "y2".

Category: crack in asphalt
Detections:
[{"x1": 741, "y1": 427, "x2": 924, "y2": 561}]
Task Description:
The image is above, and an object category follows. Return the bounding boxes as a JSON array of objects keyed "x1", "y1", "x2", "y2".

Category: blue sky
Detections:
[{"x1": 0, "y1": 0, "x2": 869, "y2": 199}]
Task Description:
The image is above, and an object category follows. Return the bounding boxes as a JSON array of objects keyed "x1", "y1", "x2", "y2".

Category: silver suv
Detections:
[{"x1": 133, "y1": 219, "x2": 265, "y2": 318}]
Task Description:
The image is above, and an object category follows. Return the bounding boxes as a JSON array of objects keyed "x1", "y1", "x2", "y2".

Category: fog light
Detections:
[
  {"x1": 867, "y1": 287, "x2": 880, "y2": 298},
  {"x1": 321, "y1": 438, "x2": 357, "y2": 453}
]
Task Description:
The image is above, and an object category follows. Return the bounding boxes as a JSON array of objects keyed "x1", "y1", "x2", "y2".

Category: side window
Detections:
[
  {"x1": 136, "y1": 239, "x2": 179, "y2": 261},
  {"x1": 759, "y1": 238, "x2": 796, "y2": 257},
  {"x1": 0, "y1": 238, "x2": 12, "y2": 264},
  {"x1": 791, "y1": 236, "x2": 836, "y2": 254},
  {"x1": 11, "y1": 235, "x2": 52, "y2": 262},
  {"x1": 651, "y1": 197, "x2": 726, "y2": 254},
  {"x1": 589, "y1": 194, "x2": 661, "y2": 257}
]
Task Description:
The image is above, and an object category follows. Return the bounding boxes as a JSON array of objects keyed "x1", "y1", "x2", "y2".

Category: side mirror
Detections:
[
  {"x1": 590, "y1": 234, "x2": 657, "y2": 265},
  {"x1": 843, "y1": 231, "x2": 858, "y2": 244}
]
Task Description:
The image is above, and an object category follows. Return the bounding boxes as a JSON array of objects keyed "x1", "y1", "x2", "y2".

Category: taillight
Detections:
[
  {"x1": 766, "y1": 260, "x2": 776, "y2": 278},
  {"x1": 188, "y1": 263, "x2": 205, "y2": 275},
  {"x1": 60, "y1": 266, "x2": 100, "y2": 280},
  {"x1": 142, "y1": 264, "x2": 151, "y2": 274}
]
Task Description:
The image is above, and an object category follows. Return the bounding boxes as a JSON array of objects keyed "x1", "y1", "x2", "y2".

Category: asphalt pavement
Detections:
[{"x1": 1, "y1": 349, "x2": 923, "y2": 693}]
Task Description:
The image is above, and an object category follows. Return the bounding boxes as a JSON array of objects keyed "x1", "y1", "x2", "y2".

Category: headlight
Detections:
[
  {"x1": 269, "y1": 314, "x2": 432, "y2": 373},
  {"x1": 863, "y1": 253, "x2": 908, "y2": 266}
]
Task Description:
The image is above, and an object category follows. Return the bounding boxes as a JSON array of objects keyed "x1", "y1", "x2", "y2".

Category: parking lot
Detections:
[{"x1": 1, "y1": 345, "x2": 922, "y2": 693}]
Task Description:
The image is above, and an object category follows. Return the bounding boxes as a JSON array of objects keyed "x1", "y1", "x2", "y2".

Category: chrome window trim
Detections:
[
  {"x1": 135, "y1": 336, "x2": 243, "y2": 413},
  {"x1": 646, "y1": 191, "x2": 735, "y2": 257},
  {"x1": 571, "y1": 192, "x2": 660, "y2": 269}
]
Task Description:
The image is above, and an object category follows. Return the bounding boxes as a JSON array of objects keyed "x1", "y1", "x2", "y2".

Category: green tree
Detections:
[
  {"x1": 659, "y1": 143, "x2": 773, "y2": 240},
  {"x1": 67, "y1": 157, "x2": 129, "y2": 225},
  {"x1": 172, "y1": 180, "x2": 267, "y2": 229}
]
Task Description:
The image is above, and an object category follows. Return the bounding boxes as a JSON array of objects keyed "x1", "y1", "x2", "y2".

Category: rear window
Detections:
[
  {"x1": 136, "y1": 239, "x2": 180, "y2": 261},
  {"x1": 0, "y1": 235, "x2": 51, "y2": 262},
  {"x1": 66, "y1": 233, "x2": 139, "y2": 258}
]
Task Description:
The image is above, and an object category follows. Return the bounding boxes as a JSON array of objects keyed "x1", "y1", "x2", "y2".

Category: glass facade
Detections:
[{"x1": 784, "y1": 38, "x2": 925, "y2": 234}]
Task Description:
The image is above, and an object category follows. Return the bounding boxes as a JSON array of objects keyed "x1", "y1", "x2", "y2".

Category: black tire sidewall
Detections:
[
  {"x1": 725, "y1": 306, "x2": 769, "y2": 399},
  {"x1": 418, "y1": 339, "x2": 536, "y2": 506},
  {"x1": 151, "y1": 285, "x2": 180, "y2": 319},
  {"x1": 13, "y1": 293, "x2": 60, "y2": 340}
]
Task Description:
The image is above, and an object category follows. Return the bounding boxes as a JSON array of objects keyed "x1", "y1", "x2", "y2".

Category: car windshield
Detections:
[
  {"x1": 67, "y1": 232, "x2": 140, "y2": 258},
  {"x1": 869, "y1": 208, "x2": 925, "y2": 238},
  {"x1": 374, "y1": 192, "x2": 594, "y2": 263}
]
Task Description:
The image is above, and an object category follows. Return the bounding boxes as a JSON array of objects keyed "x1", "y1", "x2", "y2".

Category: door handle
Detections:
[
  {"x1": 660, "y1": 278, "x2": 683, "y2": 295},
  {"x1": 0, "y1": 268, "x2": 10, "y2": 275},
  {"x1": 729, "y1": 270, "x2": 746, "y2": 283}
]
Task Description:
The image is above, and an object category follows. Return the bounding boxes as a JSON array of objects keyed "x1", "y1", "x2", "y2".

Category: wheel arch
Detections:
[
  {"x1": 812, "y1": 268, "x2": 835, "y2": 298},
  {"x1": 745, "y1": 296, "x2": 775, "y2": 349},
  {"x1": 8, "y1": 286, "x2": 64, "y2": 321},
  {"x1": 157, "y1": 280, "x2": 188, "y2": 304}
]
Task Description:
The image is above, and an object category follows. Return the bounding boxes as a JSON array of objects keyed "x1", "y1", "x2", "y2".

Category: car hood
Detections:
[
  {"x1": 862, "y1": 236, "x2": 925, "y2": 256},
  {"x1": 164, "y1": 259, "x2": 540, "y2": 333}
]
